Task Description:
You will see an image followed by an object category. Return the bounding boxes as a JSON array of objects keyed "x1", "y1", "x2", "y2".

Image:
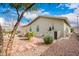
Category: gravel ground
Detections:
[
  {"x1": 3, "y1": 33, "x2": 79, "y2": 56},
  {"x1": 3, "y1": 35, "x2": 54, "y2": 56},
  {"x1": 41, "y1": 33, "x2": 79, "y2": 56}
]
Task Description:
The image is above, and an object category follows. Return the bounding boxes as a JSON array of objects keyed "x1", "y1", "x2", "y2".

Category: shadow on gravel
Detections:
[
  {"x1": 75, "y1": 33, "x2": 79, "y2": 41},
  {"x1": 36, "y1": 42, "x2": 45, "y2": 46}
]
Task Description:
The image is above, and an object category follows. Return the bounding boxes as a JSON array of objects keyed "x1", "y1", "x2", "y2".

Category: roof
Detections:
[{"x1": 22, "y1": 16, "x2": 71, "y2": 27}]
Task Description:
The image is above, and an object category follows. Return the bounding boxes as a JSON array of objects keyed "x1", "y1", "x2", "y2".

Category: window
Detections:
[
  {"x1": 29, "y1": 26, "x2": 32, "y2": 32},
  {"x1": 52, "y1": 26, "x2": 54, "y2": 30},
  {"x1": 49, "y1": 25, "x2": 54, "y2": 31},
  {"x1": 49, "y1": 26, "x2": 52, "y2": 31},
  {"x1": 36, "y1": 25, "x2": 39, "y2": 32}
]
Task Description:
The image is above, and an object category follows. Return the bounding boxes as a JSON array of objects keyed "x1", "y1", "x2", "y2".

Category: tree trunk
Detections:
[
  {"x1": 5, "y1": 3, "x2": 35, "y2": 56},
  {"x1": 0, "y1": 25, "x2": 3, "y2": 56}
]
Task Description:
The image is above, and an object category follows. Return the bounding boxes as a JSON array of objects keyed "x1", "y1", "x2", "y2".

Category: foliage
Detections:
[
  {"x1": 30, "y1": 26, "x2": 32, "y2": 32},
  {"x1": 71, "y1": 28, "x2": 74, "y2": 32},
  {"x1": 25, "y1": 32, "x2": 34, "y2": 40},
  {"x1": 43, "y1": 35, "x2": 53, "y2": 44}
]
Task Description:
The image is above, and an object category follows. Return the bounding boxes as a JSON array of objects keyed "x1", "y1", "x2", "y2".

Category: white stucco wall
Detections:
[
  {"x1": 27, "y1": 17, "x2": 65, "y2": 39},
  {"x1": 22, "y1": 17, "x2": 71, "y2": 39},
  {"x1": 64, "y1": 22, "x2": 71, "y2": 37}
]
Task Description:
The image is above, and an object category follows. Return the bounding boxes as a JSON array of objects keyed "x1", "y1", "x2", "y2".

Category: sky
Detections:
[{"x1": 0, "y1": 3, "x2": 79, "y2": 28}]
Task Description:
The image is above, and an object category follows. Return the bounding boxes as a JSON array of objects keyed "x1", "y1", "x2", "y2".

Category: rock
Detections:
[{"x1": 25, "y1": 44, "x2": 32, "y2": 50}]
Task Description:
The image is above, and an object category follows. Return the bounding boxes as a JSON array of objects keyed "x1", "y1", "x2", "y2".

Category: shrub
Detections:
[
  {"x1": 43, "y1": 35, "x2": 53, "y2": 44},
  {"x1": 25, "y1": 32, "x2": 34, "y2": 40},
  {"x1": 71, "y1": 28, "x2": 74, "y2": 32}
]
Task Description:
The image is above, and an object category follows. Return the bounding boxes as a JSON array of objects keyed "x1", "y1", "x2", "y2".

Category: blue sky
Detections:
[
  {"x1": 0, "y1": 3, "x2": 79, "y2": 27},
  {"x1": 36, "y1": 3, "x2": 74, "y2": 15}
]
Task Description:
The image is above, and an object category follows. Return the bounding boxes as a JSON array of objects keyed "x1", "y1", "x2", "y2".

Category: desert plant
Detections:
[
  {"x1": 71, "y1": 28, "x2": 74, "y2": 32},
  {"x1": 25, "y1": 32, "x2": 34, "y2": 40},
  {"x1": 43, "y1": 35, "x2": 53, "y2": 44}
]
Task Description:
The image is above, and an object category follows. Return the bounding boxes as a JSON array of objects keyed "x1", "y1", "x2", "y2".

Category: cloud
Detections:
[
  {"x1": 24, "y1": 9, "x2": 50, "y2": 20},
  {"x1": 74, "y1": 8, "x2": 79, "y2": 15},
  {"x1": 56, "y1": 4, "x2": 64, "y2": 8},
  {"x1": 56, "y1": 13, "x2": 78, "y2": 27},
  {"x1": 19, "y1": 22, "x2": 29, "y2": 26},
  {"x1": 56, "y1": 3, "x2": 79, "y2": 27},
  {"x1": 0, "y1": 18, "x2": 17, "y2": 31},
  {"x1": 24, "y1": 12, "x2": 37, "y2": 19},
  {"x1": 41, "y1": 12, "x2": 50, "y2": 15},
  {"x1": 65, "y1": 3, "x2": 79, "y2": 9},
  {"x1": 0, "y1": 17, "x2": 5, "y2": 26},
  {"x1": 57, "y1": 3, "x2": 79, "y2": 10}
]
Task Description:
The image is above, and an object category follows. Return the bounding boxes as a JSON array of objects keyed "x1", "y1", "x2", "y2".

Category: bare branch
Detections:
[
  {"x1": 12, "y1": 3, "x2": 35, "y2": 34},
  {"x1": 5, "y1": 3, "x2": 35, "y2": 56}
]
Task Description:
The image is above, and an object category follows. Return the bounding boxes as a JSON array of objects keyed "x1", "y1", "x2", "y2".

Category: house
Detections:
[{"x1": 22, "y1": 16, "x2": 71, "y2": 39}]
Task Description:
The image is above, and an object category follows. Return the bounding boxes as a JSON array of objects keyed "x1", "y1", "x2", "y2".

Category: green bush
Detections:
[
  {"x1": 71, "y1": 28, "x2": 74, "y2": 32},
  {"x1": 43, "y1": 35, "x2": 53, "y2": 44},
  {"x1": 25, "y1": 32, "x2": 34, "y2": 40}
]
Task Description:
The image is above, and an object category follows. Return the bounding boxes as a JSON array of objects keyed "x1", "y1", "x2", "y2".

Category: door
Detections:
[{"x1": 54, "y1": 31, "x2": 57, "y2": 39}]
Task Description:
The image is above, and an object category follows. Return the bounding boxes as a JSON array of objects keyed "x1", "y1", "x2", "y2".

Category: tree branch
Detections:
[
  {"x1": 12, "y1": 3, "x2": 35, "y2": 34},
  {"x1": 5, "y1": 3, "x2": 36, "y2": 56},
  {"x1": 16, "y1": 9, "x2": 20, "y2": 18}
]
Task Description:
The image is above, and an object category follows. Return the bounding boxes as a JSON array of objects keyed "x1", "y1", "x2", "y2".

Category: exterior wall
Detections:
[
  {"x1": 74, "y1": 27, "x2": 79, "y2": 33},
  {"x1": 64, "y1": 22, "x2": 71, "y2": 37},
  {"x1": 25, "y1": 17, "x2": 65, "y2": 39},
  {"x1": 21, "y1": 27, "x2": 28, "y2": 34}
]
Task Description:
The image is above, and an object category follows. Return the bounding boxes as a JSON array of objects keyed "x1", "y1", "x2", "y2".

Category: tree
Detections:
[
  {"x1": 0, "y1": 3, "x2": 52, "y2": 55},
  {"x1": 0, "y1": 24, "x2": 3, "y2": 56},
  {"x1": 0, "y1": 3, "x2": 35, "y2": 55},
  {"x1": 71, "y1": 28, "x2": 74, "y2": 33}
]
